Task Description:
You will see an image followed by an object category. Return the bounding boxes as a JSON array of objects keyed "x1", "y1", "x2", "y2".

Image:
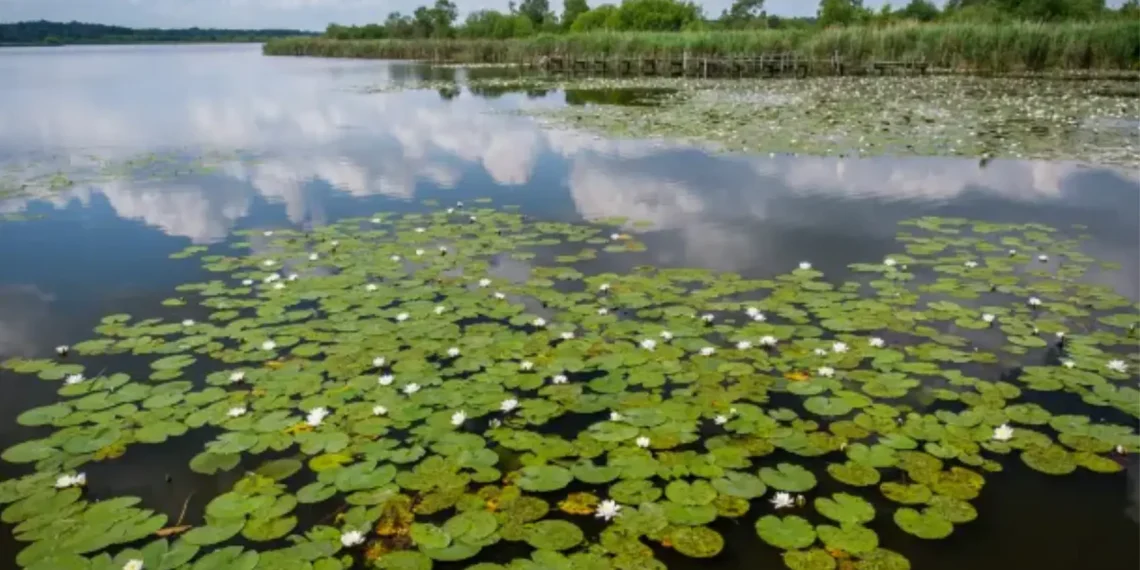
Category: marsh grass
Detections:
[{"x1": 263, "y1": 21, "x2": 1140, "y2": 73}]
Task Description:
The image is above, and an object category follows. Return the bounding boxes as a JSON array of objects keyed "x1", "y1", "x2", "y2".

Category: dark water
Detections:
[{"x1": 0, "y1": 44, "x2": 1137, "y2": 570}]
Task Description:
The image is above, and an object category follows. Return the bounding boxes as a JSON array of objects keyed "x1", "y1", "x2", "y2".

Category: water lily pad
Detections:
[
  {"x1": 410, "y1": 523, "x2": 452, "y2": 549},
  {"x1": 755, "y1": 515, "x2": 816, "y2": 550},
  {"x1": 523, "y1": 520, "x2": 583, "y2": 551},
  {"x1": 784, "y1": 548, "x2": 837, "y2": 570},
  {"x1": 814, "y1": 493, "x2": 875, "y2": 525},
  {"x1": 669, "y1": 526, "x2": 724, "y2": 558},
  {"x1": 517, "y1": 465, "x2": 573, "y2": 492},
  {"x1": 893, "y1": 508, "x2": 953, "y2": 540},
  {"x1": 760, "y1": 463, "x2": 817, "y2": 492},
  {"x1": 1021, "y1": 445, "x2": 1077, "y2": 475}
]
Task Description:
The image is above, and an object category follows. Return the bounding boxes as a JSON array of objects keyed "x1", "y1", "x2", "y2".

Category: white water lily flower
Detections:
[
  {"x1": 273, "y1": 283, "x2": 285, "y2": 290},
  {"x1": 813, "y1": 348, "x2": 828, "y2": 356},
  {"x1": 1062, "y1": 359, "x2": 1075, "y2": 369},
  {"x1": 560, "y1": 331, "x2": 575, "y2": 340},
  {"x1": 759, "y1": 336, "x2": 778, "y2": 347},
  {"x1": 378, "y1": 374, "x2": 394, "y2": 386},
  {"x1": 700, "y1": 347, "x2": 716, "y2": 356},
  {"x1": 434, "y1": 305, "x2": 446, "y2": 315},
  {"x1": 636, "y1": 436, "x2": 651, "y2": 448},
  {"x1": 771, "y1": 492, "x2": 794, "y2": 509},
  {"x1": 736, "y1": 340, "x2": 753, "y2": 350},
  {"x1": 494, "y1": 292, "x2": 506, "y2": 299},
  {"x1": 595, "y1": 499, "x2": 622, "y2": 522},
  {"x1": 520, "y1": 361, "x2": 534, "y2": 371},
  {"x1": 390, "y1": 255, "x2": 401, "y2": 262},
  {"x1": 832, "y1": 342, "x2": 849, "y2": 353},
  {"x1": 372, "y1": 357, "x2": 386, "y2": 368},
  {"x1": 181, "y1": 319, "x2": 195, "y2": 327},
  {"x1": 1055, "y1": 331, "x2": 1065, "y2": 339},
  {"x1": 370, "y1": 217, "x2": 381, "y2": 224},
  {"x1": 500, "y1": 399, "x2": 519, "y2": 412},
  {"x1": 701, "y1": 313, "x2": 715, "y2": 322},
  {"x1": 287, "y1": 274, "x2": 298, "y2": 282},
  {"x1": 469, "y1": 215, "x2": 477, "y2": 221},
  {"x1": 403, "y1": 383, "x2": 421, "y2": 395},
  {"x1": 373, "y1": 405, "x2": 387, "y2": 416},
  {"x1": 439, "y1": 246, "x2": 448, "y2": 252},
  {"x1": 745, "y1": 307, "x2": 760, "y2": 317},
  {"x1": 309, "y1": 253, "x2": 319, "y2": 261},
  {"x1": 262, "y1": 259, "x2": 276, "y2": 267},
  {"x1": 229, "y1": 371, "x2": 245, "y2": 383},
  {"x1": 609, "y1": 233, "x2": 621, "y2": 240},
  {"x1": 1107, "y1": 360, "x2": 1128, "y2": 373},
  {"x1": 415, "y1": 249, "x2": 425, "y2": 256},
  {"x1": 599, "y1": 283, "x2": 610, "y2": 291},
  {"x1": 306, "y1": 407, "x2": 329, "y2": 427},
  {"x1": 55, "y1": 473, "x2": 84, "y2": 489},
  {"x1": 447, "y1": 347, "x2": 460, "y2": 357},
  {"x1": 263, "y1": 230, "x2": 273, "y2": 237},
  {"x1": 798, "y1": 262, "x2": 812, "y2": 270},
  {"x1": 395, "y1": 313, "x2": 409, "y2": 322},
  {"x1": 264, "y1": 273, "x2": 280, "y2": 283},
  {"x1": 597, "y1": 307, "x2": 609, "y2": 315},
  {"x1": 714, "y1": 415, "x2": 728, "y2": 425},
  {"x1": 992, "y1": 423, "x2": 1014, "y2": 441},
  {"x1": 65, "y1": 374, "x2": 85, "y2": 385},
  {"x1": 123, "y1": 559, "x2": 144, "y2": 570},
  {"x1": 1038, "y1": 254, "x2": 1048, "y2": 261},
  {"x1": 818, "y1": 367, "x2": 835, "y2": 378},
  {"x1": 261, "y1": 340, "x2": 277, "y2": 351},
  {"x1": 660, "y1": 331, "x2": 673, "y2": 340},
  {"x1": 640, "y1": 339, "x2": 657, "y2": 351},
  {"x1": 340, "y1": 530, "x2": 365, "y2": 548},
  {"x1": 533, "y1": 318, "x2": 547, "y2": 327},
  {"x1": 365, "y1": 284, "x2": 378, "y2": 292},
  {"x1": 241, "y1": 279, "x2": 253, "y2": 286},
  {"x1": 610, "y1": 411, "x2": 623, "y2": 421},
  {"x1": 489, "y1": 418, "x2": 501, "y2": 428},
  {"x1": 1028, "y1": 297, "x2": 1042, "y2": 306},
  {"x1": 227, "y1": 407, "x2": 247, "y2": 418},
  {"x1": 331, "y1": 240, "x2": 339, "y2": 247},
  {"x1": 478, "y1": 278, "x2": 491, "y2": 287},
  {"x1": 552, "y1": 374, "x2": 568, "y2": 384},
  {"x1": 415, "y1": 227, "x2": 426, "y2": 233},
  {"x1": 884, "y1": 258, "x2": 897, "y2": 266},
  {"x1": 451, "y1": 411, "x2": 466, "y2": 426},
  {"x1": 447, "y1": 208, "x2": 454, "y2": 214},
  {"x1": 964, "y1": 260, "x2": 978, "y2": 268},
  {"x1": 753, "y1": 312, "x2": 767, "y2": 322},
  {"x1": 869, "y1": 337, "x2": 885, "y2": 348},
  {"x1": 982, "y1": 313, "x2": 996, "y2": 323},
  {"x1": 1009, "y1": 249, "x2": 1017, "y2": 255}
]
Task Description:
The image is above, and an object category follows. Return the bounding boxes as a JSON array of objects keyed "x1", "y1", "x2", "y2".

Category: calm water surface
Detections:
[{"x1": 0, "y1": 44, "x2": 1137, "y2": 570}]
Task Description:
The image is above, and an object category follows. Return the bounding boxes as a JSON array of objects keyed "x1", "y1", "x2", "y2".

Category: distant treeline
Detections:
[
  {"x1": 0, "y1": 20, "x2": 315, "y2": 46},
  {"x1": 313, "y1": 0, "x2": 1139, "y2": 40},
  {"x1": 264, "y1": 21, "x2": 1140, "y2": 73}
]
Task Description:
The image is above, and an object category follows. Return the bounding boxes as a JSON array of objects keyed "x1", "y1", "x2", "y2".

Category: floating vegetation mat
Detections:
[
  {"x1": 2, "y1": 205, "x2": 1138, "y2": 570},
  {"x1": 379, "y1": 74, "x2": 1139, "y2": 167},
  {"x1": 0, "y1": 150, "x2": 250, "y2": 202}
]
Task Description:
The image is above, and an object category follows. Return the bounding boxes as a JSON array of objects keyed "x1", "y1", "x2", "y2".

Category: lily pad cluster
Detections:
[
  {"x1": 1, "y1": 206, "x2": 1137, "y2": 570},
  {"x1": 370, "y1": 74, "x2": 1140, "y2": 167}
]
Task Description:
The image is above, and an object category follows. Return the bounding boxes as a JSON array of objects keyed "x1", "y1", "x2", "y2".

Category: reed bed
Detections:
[{"x1": 263, "y1": 21, "x2": 1140, "y2": 72}]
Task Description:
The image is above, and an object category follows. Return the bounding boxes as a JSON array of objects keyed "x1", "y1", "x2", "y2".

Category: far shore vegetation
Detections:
[
  {"x1": 263, "y1": 0, "x2": 1140, "y2": 72},
  {"x1": 0, "y1": 20, "x2": 314, "y2": 47}
]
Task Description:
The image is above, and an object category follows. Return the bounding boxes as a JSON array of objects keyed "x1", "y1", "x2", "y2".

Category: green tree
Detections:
[
  {"x1": 615, "y1": 0, "x2": 702, "y2": 31},
  {"x1": 899, "y1": 0, "x2": 939, "y2": 20},
  {"x1": 570, "y1": 4, "x2": 621, "y2": 30},
  {"x1": 519, "y1": 0, "x2": 552, "y2": 25},
  {"x1": 817, "y1": 0, "x2": 868, "y2": 26},
  {"x1": 563, "y1": 0, "x2": 591, "y2": 29}
]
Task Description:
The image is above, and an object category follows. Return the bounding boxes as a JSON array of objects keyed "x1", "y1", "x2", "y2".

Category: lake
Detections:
[{"x1": 0, "y1": 43, "x2": 1137, "y2": 570}]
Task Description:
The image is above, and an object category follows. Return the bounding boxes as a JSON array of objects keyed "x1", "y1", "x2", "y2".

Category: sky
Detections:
[{"x1": 4, "y1": 0, "x2": 1125, "y2": 31}]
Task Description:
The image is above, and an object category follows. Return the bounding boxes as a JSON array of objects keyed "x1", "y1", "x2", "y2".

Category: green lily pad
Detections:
[
  {"x1": 760, "y1": 463, "x2": 817, "y2": 492},
  {"x1": 814, "y1": 493, "x2": 875, "y2": 525},
  {"x1": 755, "y1": 515, "x2": 816, "y2": 550},
  {"x1": 668, "y1": 526, "x2": 725, "y2": 558}
]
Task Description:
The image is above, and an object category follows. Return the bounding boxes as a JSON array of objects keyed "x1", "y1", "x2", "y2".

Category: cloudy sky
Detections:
[{"x1": 4, "y1": 0, "x2": 1126, "y2": 31}]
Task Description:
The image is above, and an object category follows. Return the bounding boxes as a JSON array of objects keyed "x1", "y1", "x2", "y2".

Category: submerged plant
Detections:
[{"x1": 0, "y1": 207, "x2": 1136, "y2": 570}]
